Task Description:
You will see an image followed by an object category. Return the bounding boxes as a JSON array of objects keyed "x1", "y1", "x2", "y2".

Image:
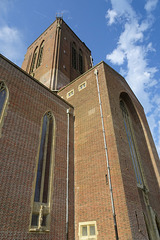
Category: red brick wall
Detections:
[
  {"x1": 58, "y1": 64, "x2": 131, "y2": 239},
  {"x1": 103, "y1": 62, "x2": 160, "y2": 239},
  {"x1": 58, "y1": 62, "x2": 160, "y2": 239},
  {"x1": 0, "y1": 55, "x2": 74, "y2": 240}
]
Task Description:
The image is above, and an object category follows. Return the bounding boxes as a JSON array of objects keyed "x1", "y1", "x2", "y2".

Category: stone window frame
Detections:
[
  {"x1": 79, "y1": 221, "x2": 98, "y2": 240},
  {"x1": 0, "y1": 81, "x2": 9, "y2": 138},
  {"x1": 30, "y1": 111, "x2": 55, "y2": 232}
]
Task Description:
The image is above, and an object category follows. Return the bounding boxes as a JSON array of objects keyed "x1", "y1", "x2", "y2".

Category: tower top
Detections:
[
  {"x1": 21, "y1": 18, "x2": 92, "y2": 90},
  {"x1": 55, "y1": 13, "x2": 63, "y2": 19}
]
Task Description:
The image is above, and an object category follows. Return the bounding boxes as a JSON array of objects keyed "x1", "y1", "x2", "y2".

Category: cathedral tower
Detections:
[{"x1": 22, "y1": 17, "x2": 92, "y2": 90}]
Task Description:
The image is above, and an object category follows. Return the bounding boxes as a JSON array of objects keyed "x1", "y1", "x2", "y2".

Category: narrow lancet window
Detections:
[
  {"x1": 0, "y1": 82, "x2": 7, "y2": 115},
  {"x1": 72, "y1": 42, "x2": 77, "y2": 69},
  {"x1": 79, "y1": 49, "x2": 83, "y2": 73},
  {"x1": 29, "y1": 46, "x2": 38, "y2": 74},
  {"x1": 0, "y1": 81, "x2": 8, "y2": 134},
  {"x1": 120, "y1": 100, "x2": 143, "y2": 186},
  {"x1": 31, "y1": 111, "x2": 55, "y2": 231},
  {"x1": 36, "y1": 41, "x2": 44, "y2": 68}
]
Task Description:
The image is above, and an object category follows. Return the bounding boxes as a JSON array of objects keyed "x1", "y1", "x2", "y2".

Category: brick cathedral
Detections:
[{"x1": 0, "y1": 17, "x2": 160, "y2": 240}]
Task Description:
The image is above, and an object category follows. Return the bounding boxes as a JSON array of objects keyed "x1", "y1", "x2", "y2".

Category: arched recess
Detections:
[
  {"x1": 0, "y1": 81, "x2": 9, "y2": 137},
  {"x1": 119, "y1": 92, "x2": 160, "y2": 240},
  {"x1": 36, "y1": 40, "x2": 45, "y2": 68},
  {"x1": 119, "y1": 95, "x2": 143, "y2": 187},
  {"x1": 30, "y1": 111, "x2": 55, "y2": 232}
]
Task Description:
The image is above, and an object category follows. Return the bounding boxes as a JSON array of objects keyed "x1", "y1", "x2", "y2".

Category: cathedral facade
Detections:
[{"x1": 0, "y1": 17, "x2": 160, "y2": 240}]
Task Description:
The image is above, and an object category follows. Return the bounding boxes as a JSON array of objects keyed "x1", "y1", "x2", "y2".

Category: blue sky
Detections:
[{"x1": 0, "y1": 0, "x2": 160, "y2": 157}]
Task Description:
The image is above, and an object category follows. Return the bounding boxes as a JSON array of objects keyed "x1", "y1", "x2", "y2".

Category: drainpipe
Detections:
[
  {"x1": 66, "y1": 108, "x2": 70, "y2": 239},
  {"x1": 94, "y1": 69, "x2": 119, "y2": 240}
]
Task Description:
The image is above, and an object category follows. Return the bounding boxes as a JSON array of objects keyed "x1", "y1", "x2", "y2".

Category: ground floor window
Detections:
[{"x1": 79, "y1": 221, "x2": 97, "y2": 240}]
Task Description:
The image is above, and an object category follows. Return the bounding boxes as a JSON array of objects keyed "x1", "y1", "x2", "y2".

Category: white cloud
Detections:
[
  {"x1": 145, "y1": 0, "x2": 158, "y2": 12},
  {"x1": 0, "y1": 0, "x2": 25, "y2": 66},
  {"x1": 106, "y1": 0, "x2": 136, "y2": 24},
  {"x1": 106, "y1": 9, "x2": 117, "y2": 25},
  {"x1": 106, "y1": 0, "x2": 160, "y2": 157},
  {"x1": 106, "y1": 48, "x2": 125, "y2": 65},
  {"x1": 0, "y1": 26, "x2": 24, "y2": 64}
]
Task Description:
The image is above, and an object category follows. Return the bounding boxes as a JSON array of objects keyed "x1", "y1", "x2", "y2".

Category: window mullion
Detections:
[{"x1": 88, "y1": 225, "x2": 90, "y2": 237}]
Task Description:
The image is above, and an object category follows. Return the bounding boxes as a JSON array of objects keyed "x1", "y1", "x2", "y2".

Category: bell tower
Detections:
[{"x1": 22, "y1": 17, "x2": 92, "y2": 90}]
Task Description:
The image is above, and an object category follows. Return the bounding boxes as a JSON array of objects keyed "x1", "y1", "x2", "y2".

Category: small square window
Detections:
[
  {"x1": 78, "y1": 82, "x2": 86, "y2": 91},
  {"x1": 67, "y1": 89, "x2": 74, "y2": 98},
  {"x1": 79, "y1": 221, "x2": 97, "y2": 240}
]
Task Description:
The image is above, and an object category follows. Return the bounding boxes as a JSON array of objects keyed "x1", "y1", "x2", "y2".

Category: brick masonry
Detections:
[
  {"x1": 58, "y1": 61, "x2": 160, "y2": 240},
  {"x1": 0, "y1": 55, "x2": 74, "y2": 240}
]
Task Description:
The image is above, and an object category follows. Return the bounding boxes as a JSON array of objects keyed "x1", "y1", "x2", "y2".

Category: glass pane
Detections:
[
  {"x1": 42, "y1": 215, "x2": 47, "y2": 226},
  {"x1": 0, "y1": 88, "x2": 6, "y2": 115},
  {"x1": 90, "y1": 225, "x2": 95, "y2": 235},
  {"x1": 31, "y1": 214, "x2": 39, "y2": 226},
  {"x1": 43, "y1": 116, "x2": 53, "y2": 203},
  {"x1": 34, "y1": 114, "x2": 48, "y2": 202},
  {"x1": 82, "y1": 226, "x2": 87, "y2": 236}
]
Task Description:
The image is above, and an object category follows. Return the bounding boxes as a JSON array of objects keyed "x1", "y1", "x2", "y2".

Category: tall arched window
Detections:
[
  {"x1": 30, "y1": 112, "x2": 55, "y2": 231},
  {"x1": 72, "y1": 42, "x2": 77, "y2": 69},
  {"x1": 120, "y1": 100, "x2": 143, "y2": 186},
  {"x1": 29, "y1": 46, "x2": 38, "y2": 74},
  {"x1": 36, "y1": 40, "x2": 44, "y2": 68},
  {"x1": 79, "y1": 49, "x2": 83, "y2": 74},
  {"x1": 0, "y1": 81, "x2": 8, "y2": 135}
]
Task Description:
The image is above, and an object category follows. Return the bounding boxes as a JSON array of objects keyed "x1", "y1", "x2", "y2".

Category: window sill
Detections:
[{"x1": 29, "y1": 228, "x2": 49, "y2": 233}]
